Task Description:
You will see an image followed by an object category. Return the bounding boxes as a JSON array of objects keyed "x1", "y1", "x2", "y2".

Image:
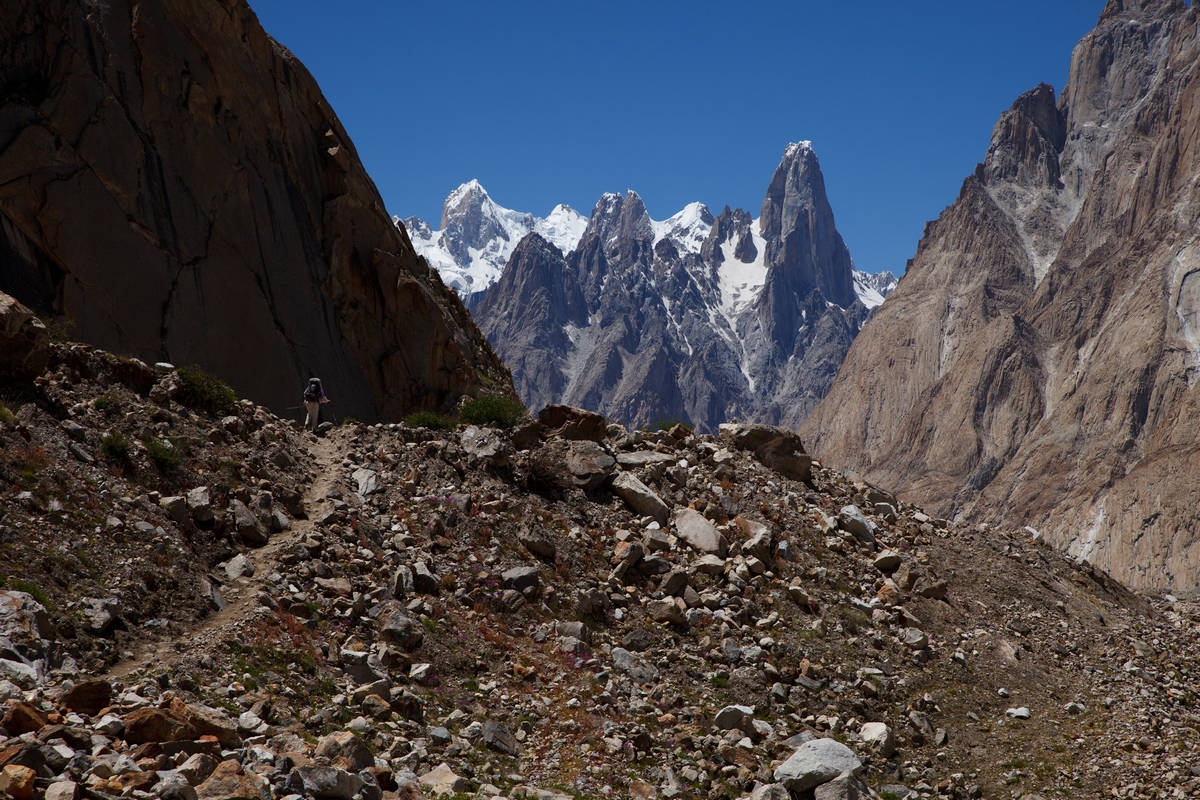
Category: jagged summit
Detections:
[
  {"x1": 400, "y1": 181, "x2": 587, "y2": 295},
  {"x1": 469, "y1": 142, "x2": 895, "y2": 430}
]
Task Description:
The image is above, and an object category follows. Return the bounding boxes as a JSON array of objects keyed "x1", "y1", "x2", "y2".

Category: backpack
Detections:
[{"x1": 304, "y1": 380, "x2": 322, "y2": 401}]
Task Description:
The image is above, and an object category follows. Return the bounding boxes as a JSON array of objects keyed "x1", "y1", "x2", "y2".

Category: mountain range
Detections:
[
  {"x1": 803, "y1": 0, "x2": 1200, "y2": 591},
  {"x1": 401, "y1": 144, "x2": 897, "y2": 431}
]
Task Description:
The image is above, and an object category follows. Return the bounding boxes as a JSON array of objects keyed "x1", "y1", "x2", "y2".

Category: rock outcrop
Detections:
[
  {"x1": 0, "y1": 0, "x2": 511, "y2": 421},
  {"x1": 803, "y1": 0, "x2": 1200, "y2": 590}
]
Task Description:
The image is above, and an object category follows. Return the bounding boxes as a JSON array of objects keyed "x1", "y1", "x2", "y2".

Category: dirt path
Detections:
[{"x1": 108, "y1": 428, "x2": 349, "y2": 680}]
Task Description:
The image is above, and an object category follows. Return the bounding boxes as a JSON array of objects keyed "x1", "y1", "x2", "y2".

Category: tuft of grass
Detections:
[
  {"x1": 0, "y1": 577, "x2": 50, "y2": 607},
  {"x1": 404, "y1": 410, "x2": 456, "y2": 430},
  {"x1": 100, "y1": 432, "x2": 132, "y2": 464},
  {"x1": 459, "y1": 394, "x2": 526, "y2": 429},
  {"x1": 175, "y1": 365, "x2": 237, "y2": 415},
  {"x1": 0, "y1": 404, "x2": 13, "y2": 425},
  {"x1": 144, "y1": 438, "x2": 181, "y2": 472},
  {"x1": 93, "y1": 396, "x2": 115, "y2": 412},
  {"x1": 647, "y1": 418, "x2": 693, "y2": 434}
]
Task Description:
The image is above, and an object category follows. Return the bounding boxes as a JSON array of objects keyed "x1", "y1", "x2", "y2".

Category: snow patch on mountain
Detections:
[
  {"x1": 718, "y1": 221, "x2": 769, "y2": 318},
  {"x1": 852, "y1": 269, "x2": 899, "y2": 309}
]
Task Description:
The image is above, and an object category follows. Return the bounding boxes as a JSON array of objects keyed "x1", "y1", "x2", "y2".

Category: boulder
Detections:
[
  {"x1": 314, "y1": 731, "x2": 373, "y2": 770},
  {"x1": 859, "y1": 721, "x2": 896, "y2": 756},
  {"x1": 462, "y1": 425, "x2": 511, "y2": 467},
  {"x1": 228, "y1": 500, "x2": 269, "y2": 547},
  {"x1": 773, "y1": 737, "x2": 862, "y2": 792},
  {"x1": 285, "y1": 766, "x2": 362, "y2": 800},
  {"x1": 611, "y1": 647, "x2": 659, "y2": 683},
  {"x1": 814, "y1": 771, "x2": 873, "y2": 800},
  {"x1": 419, "y1": 763, "x2": 470, "y2": 796},
  {"x1": 537, "y1": 405, "x2": 609, "y2": 442},
  {"x1": 673, "y1": 508, "x2": 727, "y2": 556},
  {"x1": 611, "y1": 473, "x2": 669, "y2": 525},
  {"x1": 482, "y1": 720, "x2": 519, "y2": 755},
  {"x1": 0, "y1": 293, "x2": 49, "y2": 382},
  {"x1": 0, "y1": 590, "x2": 54, "y2": 653},
  {"x1": 718, "y1": 423, "x2": 812, "y2": 482},
  {"x1": 563, "y1": 440, "x2": 617, "y2": 490},
  {"x1": 837, "y1": 505, "x2": 876, "y2": 545},
  {"x1": 59, "y1": 679, "x2": 112, "y2": 716},
  {"x1": 194, "y1": 759, "x2": 269, "y2": 800}
]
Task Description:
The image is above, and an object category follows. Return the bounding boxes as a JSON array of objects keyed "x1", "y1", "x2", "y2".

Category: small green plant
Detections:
[
  {"x1": 708, "y1": 673, "x2": 729, "y2": 688},
  {"x1": 459, "y1": 394, "x2": 526, "y2": 429},
  {"x1": 648, "y1": 418, "x2": 693, "y2": 433},
  {"x1": 44, "y1": 316, "x2": 75, "y2": 343},
  {"x1": 100, "y1": 432, "x2": 131, "y2": 464},
  {"x1": 404, "y1": 410, "x2": 456, "y2": 430},
  {"x1": 176, "y1": 365, "x2": 237, "y2": 415},
  {"x1": 144, "y1": 438, "x2": 181, "y2": 471},
  {"x1": 0, "y1": 577, "x2": 50, "y2": 607},
  {"x1": 93, "y1": 396, "x2": 115, "y2": 412},
  {"x1": 0, "y1": 404, "x2": 14, "y2": 425}
]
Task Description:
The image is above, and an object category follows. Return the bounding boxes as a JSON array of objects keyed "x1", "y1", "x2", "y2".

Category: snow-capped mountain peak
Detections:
[
  {"x1": 398, "y1": 180, "x2": 587, "y2": 296},
  {"x1": 652, "y1": 201, "x2": 714, "y2": 253},
  {"x1": 851, "y1": 269, "x2": 898, "y2": 309}
]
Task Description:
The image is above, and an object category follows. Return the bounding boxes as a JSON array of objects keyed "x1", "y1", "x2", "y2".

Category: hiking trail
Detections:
[{"x1": 108, "y1": 428, "x2": 349, "y2": 680}]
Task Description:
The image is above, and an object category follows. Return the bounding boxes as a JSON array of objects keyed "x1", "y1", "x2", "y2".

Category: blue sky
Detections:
[{"x1": 247, "y1": 1, "x2": 1105, "y2": 273}]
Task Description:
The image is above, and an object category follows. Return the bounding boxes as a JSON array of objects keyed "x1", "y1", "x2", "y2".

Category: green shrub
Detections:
[
  {"x1": 176, "y1": 365, "x2": 237, "y2": 415},
  {"x1": 649, "y1": 418, "x2": 692, "y2": 433},
  {"x1": 0, "y1": 577, "x2": 50, "y2": 607},
  {"x1": 144, "y1": 438, "x2": 181, "y2": 471},
  {"x1": 93, "y1": 395, "x2": 115, "y2": 412},
  {"x1": 100, "y1": 432, "x2": 131, "y2": 464},
  {"x1": 459, "y1": 394, "x2": 526, "y2": 429},
  {"x1": 404, "y1": 410, "x2": 456, "y2": 430},
  {"x1": 0, "y1": 404, "x2": 14, "y2": 425}
]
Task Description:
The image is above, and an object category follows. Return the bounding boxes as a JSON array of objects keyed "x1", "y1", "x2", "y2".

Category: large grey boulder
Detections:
[
  {"x1": 773, "y1": 737, "x2": 862, "y2": 792},
  {"x1": 611, "y1": 472, "x2": 669, "y2": 525}
]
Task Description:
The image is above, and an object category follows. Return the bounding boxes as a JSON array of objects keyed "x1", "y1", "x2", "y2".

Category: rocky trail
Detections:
[{"x1": 107, "y1": 430, "x2": 351, "y2": 681}]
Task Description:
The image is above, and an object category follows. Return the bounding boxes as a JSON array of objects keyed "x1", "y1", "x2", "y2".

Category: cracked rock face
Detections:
[
  {"x1": 0, "y1": 0, "x2": 511, "y2": 422},
  {"x1": 803, "y1": 0, "x2": 1200, "y2": 590}
]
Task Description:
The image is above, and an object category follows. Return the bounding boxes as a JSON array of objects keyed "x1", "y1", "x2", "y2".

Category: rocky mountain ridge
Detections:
[
  {"x1": 405, "y1": 144, "x2": 897, "y2": 432},
  {"x1": 1, "y1": 305, "x2": 1198, "y2": 800},
  {"x1": 0, "y1": 0, "x2": 510, "y2": 423},
  {"x1": 802, "y1": 0, "x2": 1200, "y2": 591}
]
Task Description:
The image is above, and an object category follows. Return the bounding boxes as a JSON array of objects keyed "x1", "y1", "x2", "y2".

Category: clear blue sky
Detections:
[{"x1": 247, "y1": 1, "x2": 1105, "y2": 273}]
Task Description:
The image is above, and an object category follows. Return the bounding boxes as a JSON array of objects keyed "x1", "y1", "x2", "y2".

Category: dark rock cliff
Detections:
[{"x1": 0, "y1": 0, "x2": 511, "y2": 421}]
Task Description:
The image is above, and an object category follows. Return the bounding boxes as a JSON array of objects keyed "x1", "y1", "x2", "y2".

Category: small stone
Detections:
[
  {"x1": 44, "y1": 781, "x2": 80, "y2": 800},
  {"x1": 611, "y1": 647, "x2": 660, "y2": 683},
  {"x1": 872, "y1": 550, "x2": 902, "y2": 574},
  {"x1": 673, "y1": 507, "x2": 727, "y2": 555},
  {"x1": 837, "y1": 505, "x2": 876, "y2": 545},
  {"x1": 482, "y1": 720, "x2": 519, "y2": 755},
  {"x1": 901, "y1": 627, "x2": 928, "y2": 650},
  {"x1": 0, "y1": 765, "x2": 36, "y2": 800},
  {"x1": 419, "y1": 763, "x2": 470, "y2": 796},
  {"x1": 859, "y1": 722, "x2": 896, "y2": 756},
  {"x1": 502, "y1": 566, "x2": 540, "y2": 594},
  {"x1": 1005, "y1": 707, "x2": 1031, "y2": 719}
]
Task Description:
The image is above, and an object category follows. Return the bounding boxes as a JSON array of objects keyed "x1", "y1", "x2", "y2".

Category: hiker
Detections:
[{"x1": 302, "y1": 377, "x2": 328, "y2": 432}]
